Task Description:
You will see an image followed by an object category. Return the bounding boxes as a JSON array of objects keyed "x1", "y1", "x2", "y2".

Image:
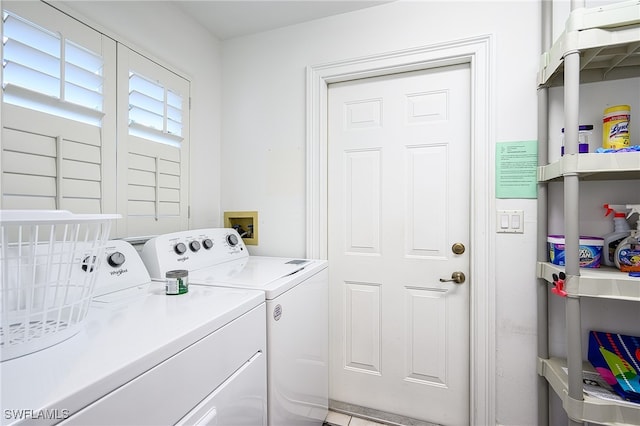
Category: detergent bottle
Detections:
[
  {"x1": 602, "y1": 204, "x2": 631, "y2": 267},
  {"x1": 614, "y1": 204, "x2": 640, "y2": 272}
]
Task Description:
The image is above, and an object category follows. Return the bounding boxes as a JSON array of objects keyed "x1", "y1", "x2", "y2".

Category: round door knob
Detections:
[
  {"x1": 107, "y1": 251, "x2": 126, "y2": 267},
  {"x1": 439, "y1": 272, "x2": 466, "y2": 284},
  {"x1": 452, "y1": 243, "x2": 465, "y2": 255}
]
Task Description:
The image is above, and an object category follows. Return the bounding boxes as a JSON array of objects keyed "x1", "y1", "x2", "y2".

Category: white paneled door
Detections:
[{"x1": 328, "y1": 64, "x2": 471, "y2": 425}]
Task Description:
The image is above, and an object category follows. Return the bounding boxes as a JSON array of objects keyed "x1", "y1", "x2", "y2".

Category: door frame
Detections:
[{"x1": 305, "y1": 35, "x2": 495, "y2": 425}]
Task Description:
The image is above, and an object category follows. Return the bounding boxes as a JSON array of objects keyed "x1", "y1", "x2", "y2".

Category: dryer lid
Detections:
[{"x1": 192, "y1": 256, "x2": 311, "y2": 287}]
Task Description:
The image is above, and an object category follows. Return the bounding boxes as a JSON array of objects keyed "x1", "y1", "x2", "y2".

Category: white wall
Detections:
[
  {"x1": 57, "y1": 0, "x2": 224, "y2": 231},
  {"x1": 220, "y1": 1, "x2": 540, "y2": 425}
]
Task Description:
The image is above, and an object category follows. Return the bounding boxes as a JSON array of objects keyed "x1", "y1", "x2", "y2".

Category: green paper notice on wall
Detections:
[{"x1": 496, "y1": 141, "x2": 538, "y2": 199}]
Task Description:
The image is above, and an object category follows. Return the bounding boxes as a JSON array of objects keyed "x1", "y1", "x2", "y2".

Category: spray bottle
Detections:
[
  {"x1": 614, "y1": 204, "x2": 640, "y2": 272},
  {"x1": 602, "y1": 204, "x2": 631, "y2": 267}
]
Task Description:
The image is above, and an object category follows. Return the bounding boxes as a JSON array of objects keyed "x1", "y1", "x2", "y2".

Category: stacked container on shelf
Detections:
[
  {"x1": 602, "y1": 204, "x2": 632, "y2": 268},
  {"x1": 613, "y1": 204, "x2": 640, "y2": 273}
]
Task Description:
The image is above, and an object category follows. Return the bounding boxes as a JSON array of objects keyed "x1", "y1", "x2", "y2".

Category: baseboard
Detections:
[{"x1": 329, "y1": 400, "x2": 441, "y2": 426}]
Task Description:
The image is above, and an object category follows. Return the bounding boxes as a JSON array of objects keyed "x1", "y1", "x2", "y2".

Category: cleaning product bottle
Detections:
[
  {"x1": 614, "y1": 204, "x2": 640, "y2": 272},
  {"x1": 602, "y1": 204, "x2": 631, "y2": 267}
]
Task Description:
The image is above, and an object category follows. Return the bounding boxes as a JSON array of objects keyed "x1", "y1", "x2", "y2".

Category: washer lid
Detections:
[
  {"x1": 189, "y1": 256, "x2": 327, "y2": 299},
  {"x1": 1, "y1": 284, "x2": 265, "y2": 425}
]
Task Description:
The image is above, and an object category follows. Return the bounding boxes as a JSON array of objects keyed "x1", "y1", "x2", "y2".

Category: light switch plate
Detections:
[{"x1": 496, "y1": 210, "x2": 524, "y2": 233}]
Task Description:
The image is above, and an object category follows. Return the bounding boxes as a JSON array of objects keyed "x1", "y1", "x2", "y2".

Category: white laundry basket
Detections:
[{"x1": 0, "y1": 210, "x2": 120, "y2": 361}]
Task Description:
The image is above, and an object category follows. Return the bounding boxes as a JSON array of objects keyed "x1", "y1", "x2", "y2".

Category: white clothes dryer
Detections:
[
  {"x1": 141, "y1": 229, "x2": 328, "y2": 426},
  {"x1": 1, "y1": 240, "x2": 267, "y2": 426}
]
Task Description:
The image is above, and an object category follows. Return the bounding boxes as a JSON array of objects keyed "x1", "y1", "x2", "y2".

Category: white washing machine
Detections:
[
  {"x1": 1, "y1": 240, "x2": 267, "y2": 426},
  {"x1": 140, "y1": 229, "x2": 328, "y2": 426}
]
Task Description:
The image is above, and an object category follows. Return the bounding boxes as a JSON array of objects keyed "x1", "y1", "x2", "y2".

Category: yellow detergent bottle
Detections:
[{"x1": 614, "y1": 204, "x2": 640, "y2": 272}]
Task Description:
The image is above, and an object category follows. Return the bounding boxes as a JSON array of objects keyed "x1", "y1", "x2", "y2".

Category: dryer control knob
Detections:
[
  {"x1": 202, "y1": 239, "x2": 213, "y2": 249},
  {"x1": 190, "y1": 241, "x2": 201, "y2": 252},
  {"x1": 107, "y1": 251, "x2": 126, "y2": 267},
  {"x1": 227, "y1": 234, "x2": 239, "y2": 247},
  {"x1": 174, "y1": 242, "x2": 187, "y2": 255}
]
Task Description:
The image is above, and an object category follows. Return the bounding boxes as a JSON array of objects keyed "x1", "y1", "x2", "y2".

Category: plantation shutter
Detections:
[
  {"x1": 1, "y1": 1, "x2": 117, "y2": 214},
  {"x1": 116, "y1": 46, "x2": 190, "y2": 237}
]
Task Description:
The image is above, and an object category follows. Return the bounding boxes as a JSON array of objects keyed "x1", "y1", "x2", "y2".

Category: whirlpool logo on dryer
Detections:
[
  {"x1": 178, "y1": 256, "x2": 189, "y2": 262},
  {"x1": 109, "y1": 268, "x2": 128, "y2": 276}
]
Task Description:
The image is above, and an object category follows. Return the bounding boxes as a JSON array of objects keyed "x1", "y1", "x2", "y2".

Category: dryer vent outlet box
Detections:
[{"x1": 224, "y1": 211, "x2": 258, "y2": 245}]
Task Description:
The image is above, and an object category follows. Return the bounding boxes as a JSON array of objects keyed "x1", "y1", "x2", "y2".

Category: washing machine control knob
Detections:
[
  {"x1": 81, "y1": 255, "x2": 97, "y2": 272},
  {"x1": 174, "y1": 242, "x2": 187, "y2": 255},
  {"x1": 107, "y1": 251, "x2": 126, "y2": 267},
  {"x1": 202, "y1": 239, "x2": 213, "y2": 249},
  {"x1": 226, "y1": 234, "x2": 239, "y2": 247},
  {"x1": 189, "y1": 241, "x2": 201, "y2": 252}
]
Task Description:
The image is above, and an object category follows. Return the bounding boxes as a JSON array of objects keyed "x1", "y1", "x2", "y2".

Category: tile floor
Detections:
[{"x1": 325, "y1": 410, "x2": 388, "y2": 426}]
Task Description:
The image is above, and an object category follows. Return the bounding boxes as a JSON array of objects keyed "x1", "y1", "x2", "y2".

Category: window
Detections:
[
  {"x1": 1, "y1": 1, "x2": 190, "y2": 238},
  {"x1": 1, "y1": 1, "x2": 116, "y2": 214},
  {"x1": 2, "y1": 8, "x2": 105, "y2": 126},
  {"x1": 128, "y1": 71, "x2": 184, "y2": 147},
  {"x1": 116, "y1": 46, "x2": 190, "y2": 237}
]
